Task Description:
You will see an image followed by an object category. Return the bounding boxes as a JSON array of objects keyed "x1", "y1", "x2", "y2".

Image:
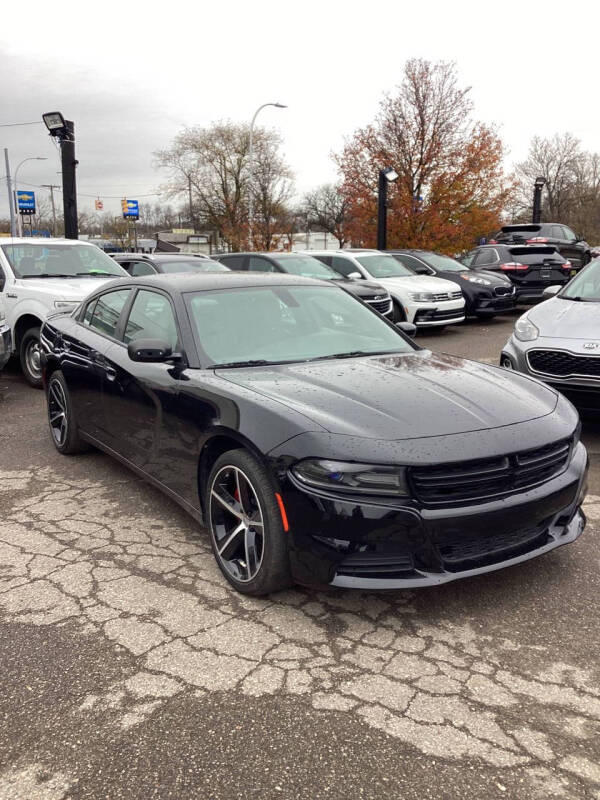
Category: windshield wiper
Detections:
[
  {"x1": 74, "y1": 271, "x2": 118, "y2": 277},
  {"x1": 21, "y1": 273, "x2": 73, "y2": 279},
  {"x1": 214, "y1": 359, "x2": 279, "y2": 369},
  {"x1": 308, "y1": 350, "x2": 400, "y2": 362}
]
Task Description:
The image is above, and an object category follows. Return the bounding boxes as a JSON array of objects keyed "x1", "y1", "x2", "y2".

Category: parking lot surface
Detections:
[{"x1": 1, "y1": 314, "x2": 599, "y2": 800}]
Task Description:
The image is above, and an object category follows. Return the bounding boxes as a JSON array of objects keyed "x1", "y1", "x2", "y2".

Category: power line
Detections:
[{"x1": 0, "y1": 121, "x2": 44, "y2": 128}]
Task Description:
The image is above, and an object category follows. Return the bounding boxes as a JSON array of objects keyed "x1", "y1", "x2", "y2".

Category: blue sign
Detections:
[
  {"x1": 17, "y1": 190, "x2": 36, "y2": 215},
  {"x1": 122, "y1": 199, "x2": 139, "y2": 219}
]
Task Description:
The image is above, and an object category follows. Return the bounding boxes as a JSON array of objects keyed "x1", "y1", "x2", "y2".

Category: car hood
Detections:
[
  {"x1": 16, "y1": 276, "x2": 121, "y2": 300},
  {"x1": 529, "y1": 296, "x2": 600, "y2": 340},
  {"x1": 218, "y1": 351, "x2": 557, "y2": 440},
  {"x1": 374, "y1": 275, "x2": 461, "y2": 293}
]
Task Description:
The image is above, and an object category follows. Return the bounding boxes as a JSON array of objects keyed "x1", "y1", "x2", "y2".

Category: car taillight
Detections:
[
  {"x1": 500, "y1": 262, "x2": 528, "y2": 271},
  {"x1": 526, "y1": 237, "x2": 548, "y2": 243},
  {"x1": 561, "y1": 260, "x2": 572, "y2": 270}
]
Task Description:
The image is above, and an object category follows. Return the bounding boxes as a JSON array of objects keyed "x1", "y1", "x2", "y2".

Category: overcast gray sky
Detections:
[{"x1": 1, "y1": 0, "x2": 598, "y2": 221}]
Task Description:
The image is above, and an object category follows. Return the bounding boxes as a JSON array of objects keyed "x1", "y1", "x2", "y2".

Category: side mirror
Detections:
[
  {"x1": 396, "y1": 321, "x2": 417, "y2": 337},
  {"x1": 128, "y1": 339, "x2": 172, "y2": 363},
  {"x1": 542, "y1": 285, "x2": 561, "y2": 299},
  {"x1": 414, "y1": 266, "x2": 431, "y2": 275},
  {"x1": 347, "y1": 272, "x2": 362, "y2": 280}
]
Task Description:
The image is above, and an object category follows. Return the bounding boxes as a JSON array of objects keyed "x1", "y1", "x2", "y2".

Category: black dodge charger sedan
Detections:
[
  {"x1": 40, "y1": 273, "x2": 588, "y2": 595},
  {"x1": 388, "y1": 249, "x2": 516, "y2": 318}
]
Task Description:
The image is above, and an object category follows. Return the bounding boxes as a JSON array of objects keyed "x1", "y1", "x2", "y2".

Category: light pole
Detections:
[
  {"x1": 14, "y1": 157, "x2": 48, "y2": 237},
  {"x1": 247, "y1": 102, "x2": 287, "y2": 248},
  {"x1": 532, "y1": 176, "x2": 546, "y2": 224},
  {"x1": 3, "y1": 149, "x2": 17, "y2": 237},
  {"x1": 42, "y1": 112, "x2": 78, "y2": 239},
  {"x1": 377, "y1": 167, "x2": 398, "y2": 250}
]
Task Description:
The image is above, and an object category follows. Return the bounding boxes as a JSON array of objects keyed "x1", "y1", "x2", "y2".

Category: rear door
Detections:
[
  {"x1": 62, "y1": 288, "x2": 132, "y2": 441},
  {"x1": 559, "y1": 226, "x2": 583, "y2": 266}
]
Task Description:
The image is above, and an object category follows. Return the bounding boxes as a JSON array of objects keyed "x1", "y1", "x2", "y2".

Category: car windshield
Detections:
[
  {"x1": 157, "y1": 259, "x2": 229, "y2": 274},
  {"x1": 560, "y1": 258, "x2": 600, "y2": 301},
  {"x1": 271, "y1": 255, "x2": 339, "y2": 280},
  {"x1": 355, "y1": 254, "x2": 414, "y2": 278},
  {"x1": 2, "y1": 243, "x2": 127, "y2": 278},
  {"x1": 186, "y1": 285, "x2": 413, "y2": 367},
  {"x1": 419, "y1": 252, "x2": 467, "y2": 272}
]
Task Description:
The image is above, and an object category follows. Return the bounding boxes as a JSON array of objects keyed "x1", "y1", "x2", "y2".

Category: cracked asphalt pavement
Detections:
[{"x1": 1, "y1": 315, "x2": 599, "y2": 799}]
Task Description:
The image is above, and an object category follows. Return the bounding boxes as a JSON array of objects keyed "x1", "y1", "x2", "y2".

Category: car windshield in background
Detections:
[
  {"x1": 2, "y1": 244, "x2": 127, "y2": 278},
  {"x1": 356, "y1": 255, "x2": 414, "y2": 278},
  {"x1": 186, "y1": 285, "x2": 413, "y2": 367},
  {"x1": 560, "y1": 259, "x2": 600, "y2": 301},
  {"x1": 158, "y1": 259, "x2": 229, "y2": 274},
  {"x1": 418, "y1": 252, "x2": 467, "y2": 272},
  {"x1": 271, "y1": 255, "x2": 339, "y2": 280}
]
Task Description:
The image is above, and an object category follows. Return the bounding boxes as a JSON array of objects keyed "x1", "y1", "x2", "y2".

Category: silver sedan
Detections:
[{"x1": 501, "y1": 258, "x2": 600, "y2": 412}]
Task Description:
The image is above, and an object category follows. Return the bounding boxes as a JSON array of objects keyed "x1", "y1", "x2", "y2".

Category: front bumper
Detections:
[
  {"x1": 0, "y1": 324, "x2": 11, "y2": 370},
  {"x1": 402, "y1": 297, "x2": 465, "y2": 327},
  {"x1": 501, "y1": 336, "x2": 600, "y2": 411},
  {"x1": 470, "y1": 291, "x2": 516, "y2": 316},
  {"x1": 280, "y1": 443, "x2": 588, "y2": 589}
]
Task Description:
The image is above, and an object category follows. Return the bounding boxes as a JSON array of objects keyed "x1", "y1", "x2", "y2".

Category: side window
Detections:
[
  {"x1": 131, "y1": 261, "x2": 156, "y2": 277},
  {"x1": 86, "y1": 289, "x2": 131, "y2": 338},
  {"x1": 461, "y1": 251, "x2": 477, "y2": 267},
  {"x1": 313, "y1": 255, "x2": 332, "y2": 267},
  {"x1": 123, "y1": 290, "x2": 179, "y2": 350},
  {"x1": 394, "y1": 254, "x2": 433, "y2": 274},
  {"x1": 219, "y1": 255, "x2": 246, "y2": 270},
  {"x1": 248, "y1": 256, "x2": 276, "y2": 272},
  {"x1": 562, "y1": 226, "x2": 577, "y2": 241},
  {"x1": 330, "y1": 256, "x2": 357, "y2": 277},
  {"x1": 550, "y1": 226, "x2": 563, "y2": 240},
  {"x1": 473, "y1": 249, "x2": 497, "y2": 266}
]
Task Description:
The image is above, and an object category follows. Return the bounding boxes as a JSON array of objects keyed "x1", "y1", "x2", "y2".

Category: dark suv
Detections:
[
  {"x1": 462, "y1": 244, "x2": 578, "y2": 302},
  {"x1": 111, "y1": 252, "x2": 228, "y2": 275},
  {"x1": 490, "y1": 224, "x2": 590, "y2": 268},
  {"x1": 213, "y1": 252, "x2": 393, "y2": 316}
]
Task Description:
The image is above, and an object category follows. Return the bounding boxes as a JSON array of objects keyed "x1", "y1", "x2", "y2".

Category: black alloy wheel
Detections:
[
  {"x1": 46, "y1": 370, "x2": 89, "y2": 455},
  {"x1": 207, "y1": 449, "x2": 291, "y2": 595},
  {"x1": 20, "y1": 327, "x2": 43, "y2": 388}
]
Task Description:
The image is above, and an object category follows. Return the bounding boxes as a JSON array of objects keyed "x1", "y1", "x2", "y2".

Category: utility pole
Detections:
[
  {"x1": 532, "y1": 176, "x2": 546, "y2": 224},
  {"x1": 377, "y1": 168, "x2": 398, "y2": 250},
  {"x1": 3, "y1": 149, "x2": 17, "y2": 237},
  {"x1": 61, "y1": 120, "x2": 78, "y2": 239},
  {"x1": 188, "y1": 175, "x2": 194, "y2": 231},
  {"x1": 41, "y1": 184, "x2": 60, "y2": 236}
]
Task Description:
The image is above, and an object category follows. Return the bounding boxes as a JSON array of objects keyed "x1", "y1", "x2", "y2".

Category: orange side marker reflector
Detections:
[{"x1": 275, "y1": 492, "x2": 290, "y2": 532}]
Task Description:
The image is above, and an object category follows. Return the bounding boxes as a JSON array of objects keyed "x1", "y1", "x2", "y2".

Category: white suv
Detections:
[
  {"x1": 0, "y1": 297, "x2": 10, "y2": 371},
  {"x1": 306, "y1": 249, "x2": 465, "y2": 328},
  {"x1": 0, "y1": 238, "x2": 128, "y2": 386}
]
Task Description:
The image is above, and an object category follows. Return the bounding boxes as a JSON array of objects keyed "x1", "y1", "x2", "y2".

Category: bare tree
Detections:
[
  {"x1": 302, "y1": 184, "x2": 349, "y2": 247},
  {"x1": 156, "y1": 121, "x2": 294, "y2": 251}
]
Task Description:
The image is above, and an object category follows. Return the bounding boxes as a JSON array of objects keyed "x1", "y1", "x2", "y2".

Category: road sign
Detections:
[
  {"x1": 17, "y1": 191, "x2": 36, "y2": 215},
  {"x1": 121, "y1": 198, "x2": 139, "y2": 219}
]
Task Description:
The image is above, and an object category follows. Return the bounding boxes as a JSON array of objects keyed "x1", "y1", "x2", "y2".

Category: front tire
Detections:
[
  {"x1": 20, "y1": 327, "x2": 43, "y2": 388},
  {"x1": 46, "y1": 370, "x2": 90, "y2": 455},
  {"x1": 391, "y1": 300, "x2": 406, "y2": 323},
  {"x1": 206, "y1": 449, "x2": 292, "y2": 595}
]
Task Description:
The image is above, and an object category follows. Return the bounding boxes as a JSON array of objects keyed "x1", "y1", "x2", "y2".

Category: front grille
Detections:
[
  {"x1": 527, "y1": 349, "x2": 600, "y2": 379},
  {"x1": 430, "y1": 291, "x2": 463, "y2": 302},
  {"x1": 336, "y1": 551, "x2": 414, "y2": 579},
  {"x1": 409, "y1": 437, "x2": 572, "y2": 507},
  {"x1": 365, "y1": 296, "x2": 392, "y2": 315},
  {"x1": 414, "y1": 308, "x2": 464, "y2": 323},
  {"x1": 494, "y1": 285, "x2": 513, "y2": 296},
  {"x1": 438, "y1": 526, "x2": 549, "y2": 570}
]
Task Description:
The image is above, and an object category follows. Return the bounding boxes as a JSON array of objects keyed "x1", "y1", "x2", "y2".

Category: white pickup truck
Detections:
[
  {"x1": 0, "y1": 238, "x2": 128, "y2": 386},
  {"x1": 0, "y1": 296, "x2": 10, "y2": 371}
]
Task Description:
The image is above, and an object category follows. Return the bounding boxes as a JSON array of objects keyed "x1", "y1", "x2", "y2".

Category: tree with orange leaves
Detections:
[{"x1": 335, "y1": 60, "x2": 511, "y2": 253}]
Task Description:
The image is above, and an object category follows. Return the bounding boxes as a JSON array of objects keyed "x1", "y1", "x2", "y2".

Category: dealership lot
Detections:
[{"x1": 1, "y1": 316, "x2": 600, "y2": 800}]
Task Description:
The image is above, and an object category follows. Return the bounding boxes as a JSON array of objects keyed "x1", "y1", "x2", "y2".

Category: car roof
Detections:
[
  {"x1": 96, "y1": 271, "x2": 331, "y2": 294},
  {"x1": 0, "y1": 237, "x2": 96, "y2": 247}
]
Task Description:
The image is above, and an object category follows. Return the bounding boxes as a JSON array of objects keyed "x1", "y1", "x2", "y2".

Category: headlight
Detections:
[
  {"x1": 459, "y1": 273, "x2": 491, "y2": 286},
  {"x1": 54, "y1": 301, "x2": 79, "y2": 311},
  {"x1": 291, "y1": 459, "x2": 409, "y2": 497},
  {"x1": 408, "y1": 292, "x2": 435, "y2": 302},
  {"x1": 514, "y1": 314, "x2": 539, "y2": 342}
]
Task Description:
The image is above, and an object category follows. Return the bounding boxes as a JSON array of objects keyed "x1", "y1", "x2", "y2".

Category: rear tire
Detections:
[
  {"x1": 46, "y1": 370, "x2": 90, "y2": 455},
  {"x1": 20, "y1": 327, "x2": 43, "y2": 388},
  {"x1": 206, "y1": 449, "x2": 292, "y2": 595}
]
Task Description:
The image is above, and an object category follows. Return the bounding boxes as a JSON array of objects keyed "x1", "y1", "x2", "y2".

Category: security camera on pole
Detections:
[{"x1": 42, "y1": 112, "x2": 78, "y2": 239}]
